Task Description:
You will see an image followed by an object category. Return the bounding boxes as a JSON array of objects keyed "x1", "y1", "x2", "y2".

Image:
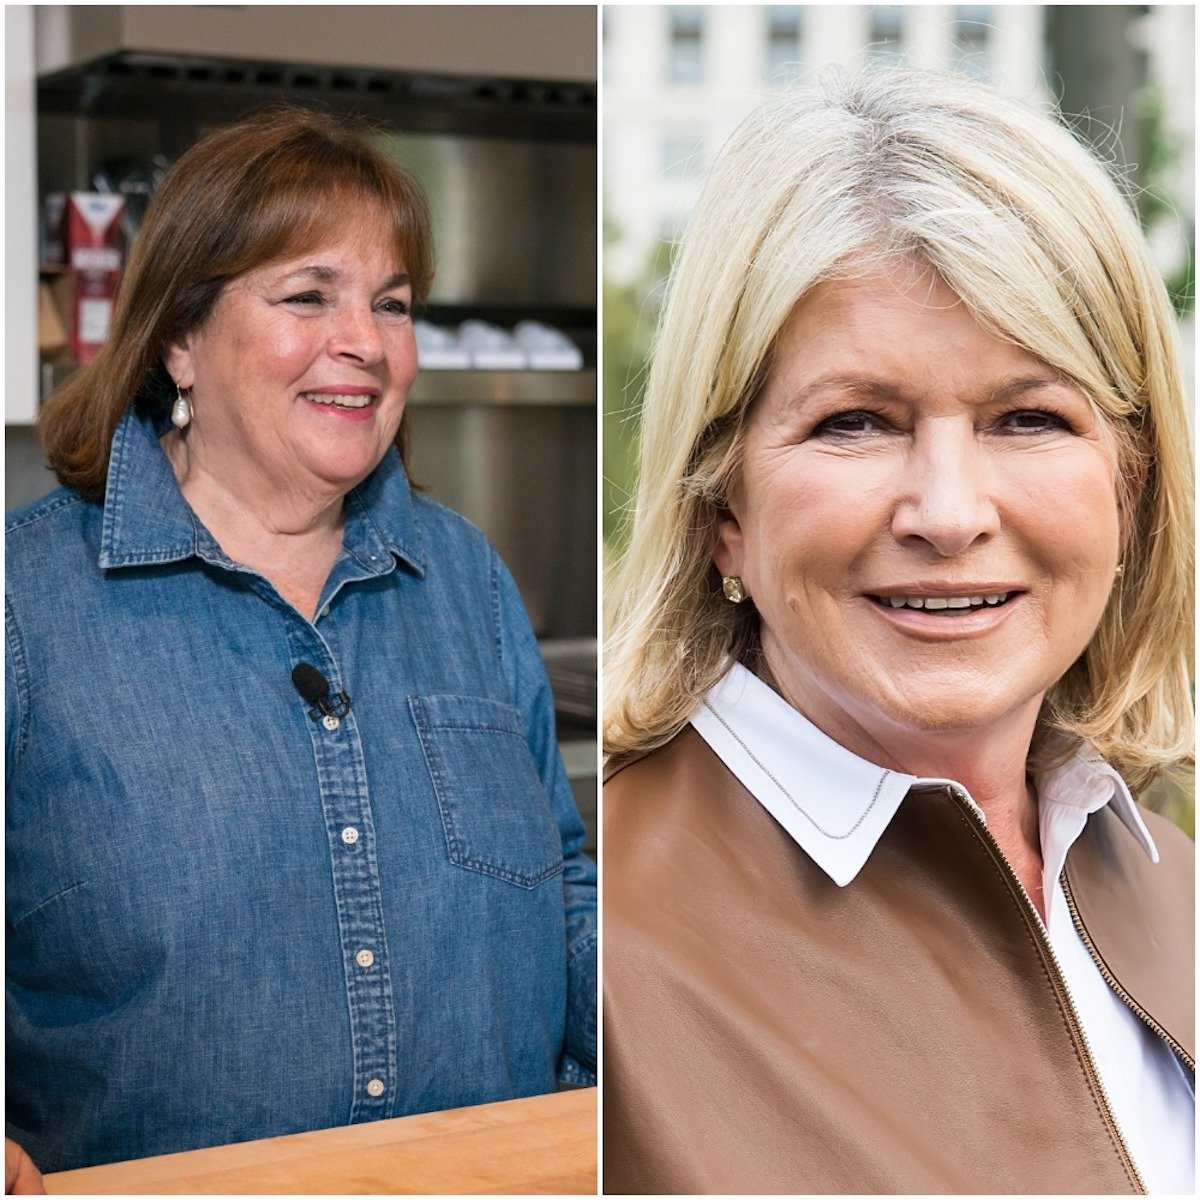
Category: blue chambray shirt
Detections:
[{"x1": 6, "y1": 406, "x2": 596, "y2": 1173}]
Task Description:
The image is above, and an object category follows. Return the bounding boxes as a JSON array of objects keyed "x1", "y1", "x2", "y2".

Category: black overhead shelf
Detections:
[{"x1": 38, "y1": 51, "x2": 597, "y2": 143}]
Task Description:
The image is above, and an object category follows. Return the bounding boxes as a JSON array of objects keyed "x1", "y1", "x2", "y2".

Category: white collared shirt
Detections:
[{"x1": 691, "y1": 662, "x2": 1194, "y2": 1195}]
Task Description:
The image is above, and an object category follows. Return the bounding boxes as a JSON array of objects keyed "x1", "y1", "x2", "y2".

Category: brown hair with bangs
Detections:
[{"x1": 40, "y1": 107, "x2": 434, "y2": 501}]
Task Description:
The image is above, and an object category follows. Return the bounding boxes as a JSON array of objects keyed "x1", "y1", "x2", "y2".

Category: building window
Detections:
[
  {"x1": 867, "y1": 6, "x2": 905, "y2": 61},
  {"x1": 766, "y1": 6, "x2": 804, "y2": 84},
  {"x1": 669, "y1": 5, "x2": 705, "y2": 85},
  {"x1": 953, "y1": 5, "x2": 991, "y2": 80}
]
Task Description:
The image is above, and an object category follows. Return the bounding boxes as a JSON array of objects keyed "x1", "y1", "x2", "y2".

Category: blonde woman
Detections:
[{"x1": 603, "y1": 69, "x2": 1193, "y2": 1194}]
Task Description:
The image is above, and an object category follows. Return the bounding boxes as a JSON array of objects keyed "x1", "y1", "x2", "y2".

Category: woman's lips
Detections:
[
  {"x1": 869, "y1": 590, "x2": 1015, "y2": 612},
  {"x1": 862, "y1": 591, "x2": 1025, "y2": 637},
  {"x1": 300, "y1": 390, "x2": 378, "y2": 421}
]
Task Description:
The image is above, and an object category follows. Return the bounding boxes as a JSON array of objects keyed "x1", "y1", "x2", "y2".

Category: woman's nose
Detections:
[
  {"x1": 328, "y1": 305, "x2": 384, "y2": 364},
  {"x1": 890, "y1": 422, "x2": 1001, "y2": 556}
]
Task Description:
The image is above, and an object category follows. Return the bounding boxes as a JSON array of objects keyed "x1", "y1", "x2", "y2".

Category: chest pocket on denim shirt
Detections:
[{"x1": 410, "y1": 695, "x2": 564, "y2": 889}]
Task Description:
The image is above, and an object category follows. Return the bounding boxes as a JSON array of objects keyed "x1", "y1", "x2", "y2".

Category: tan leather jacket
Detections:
[{"x1": 603, "y1": 728, "x2": 1195, "y2": 1195}]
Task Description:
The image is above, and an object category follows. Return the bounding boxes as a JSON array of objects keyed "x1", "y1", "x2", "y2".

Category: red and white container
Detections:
[{"x1": 45, "y1": 193, "x2": 126, "y2": 362}]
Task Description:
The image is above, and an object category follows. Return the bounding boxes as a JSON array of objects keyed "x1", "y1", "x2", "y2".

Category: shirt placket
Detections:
[{"x1": 287, "y1": 618, "x2": 398, "y2": 1123}]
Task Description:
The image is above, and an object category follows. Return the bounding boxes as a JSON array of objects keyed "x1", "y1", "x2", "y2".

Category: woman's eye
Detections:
[
  {"x1": 812, "y1": 410, "x2": 888, "y2": 438},
  {"x1": 284, "y1": 291, "x2": 325, "y2": 306},
  {"x1": 999, "y1": 409, "x2": 1070, "y2": 433},
  {"x1": 377, "y1": 297, "x2": 412, "y2": 318}
]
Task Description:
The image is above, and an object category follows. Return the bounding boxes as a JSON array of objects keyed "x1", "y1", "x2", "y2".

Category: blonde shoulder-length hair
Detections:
[{"x1": 604, "y1": 67, "x2": 1193, "y2": 796}]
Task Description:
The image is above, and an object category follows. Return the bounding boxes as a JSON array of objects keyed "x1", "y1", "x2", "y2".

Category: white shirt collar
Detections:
[{"x1": 689, "y1": 662, "x2": 1158, "y2": 904}]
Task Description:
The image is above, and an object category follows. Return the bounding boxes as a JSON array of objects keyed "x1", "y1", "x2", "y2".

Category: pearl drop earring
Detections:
[{"x1": 171, "y1": 386, "x2": 192, "y2": 430}]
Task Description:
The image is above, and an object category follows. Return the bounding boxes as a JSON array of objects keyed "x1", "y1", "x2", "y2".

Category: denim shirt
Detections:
[{"x1": 6, "y1": 407, "x2": 596, "y2": 1173}]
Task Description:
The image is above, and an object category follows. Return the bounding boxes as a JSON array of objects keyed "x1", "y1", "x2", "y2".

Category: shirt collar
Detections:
[
  {"x1": 98, "y1": 405, "x2": 426, "y2": 575},
  {"x1": 689, "y1": 662, "x2": 1158, "y2": 893},
  {"x1": 1035, "y1": 743, "x2": 1158, "y2": 923}
]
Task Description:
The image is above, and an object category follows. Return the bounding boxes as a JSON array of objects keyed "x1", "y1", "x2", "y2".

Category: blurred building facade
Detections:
[{"x1": 603, "y1": 4, "x2": 1194, "y2": 295}]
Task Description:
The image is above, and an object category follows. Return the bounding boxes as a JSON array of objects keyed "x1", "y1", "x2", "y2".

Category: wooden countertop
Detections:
[{"x1": 44, "y1": 1089, "x2": 596, "y2": 1195}]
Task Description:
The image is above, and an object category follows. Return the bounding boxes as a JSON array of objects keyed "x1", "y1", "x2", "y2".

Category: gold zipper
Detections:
[
  {"x1": 942, "y1": 786, "x2": 1148, "y2": 1195},
  {"x1": 1061, "y1": 871, "x2": 1196, "y2": 1071}
]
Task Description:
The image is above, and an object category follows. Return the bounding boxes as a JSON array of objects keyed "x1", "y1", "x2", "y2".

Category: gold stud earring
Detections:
[
  {"x1": 1114, "y1": 563, "x2": 1124, "y2": 578},
  {"x1": 722, "y1": 576, "x2": 747, "y2": 603}
]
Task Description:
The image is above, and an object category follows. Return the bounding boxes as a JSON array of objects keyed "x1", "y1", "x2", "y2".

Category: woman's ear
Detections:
[
  {"x1": 164, "y1": 336, "x2": 196, "y2": 391},
  {"x1": 713, "y1": 507, "x2": 745, "y2": 579}
]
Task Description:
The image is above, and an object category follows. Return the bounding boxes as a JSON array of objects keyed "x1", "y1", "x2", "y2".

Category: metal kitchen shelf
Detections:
[
  {"x1": 410, "y1": 369, "x2": 594, "y2": 407},
  {"x1": 38, "y1": 51, "x2": 597, "y2": 143},
  {"x1": 540, "y1": 636, "x2": 597, "y2": 725},
  {"x1": 558, "y1": 739, "x2": 598, "y2": 782}
]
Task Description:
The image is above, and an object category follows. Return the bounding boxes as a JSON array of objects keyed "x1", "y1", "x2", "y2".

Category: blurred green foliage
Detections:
[
  {"x1": 603, "y1": 238, "x2": 674, "y2": 559},
  {"x1": 1150, "y1": 776, "x2": 1195, "y2": 839},
  {"x1": 1135, "y1": 87, "x2": 1195, "y2": 317}
]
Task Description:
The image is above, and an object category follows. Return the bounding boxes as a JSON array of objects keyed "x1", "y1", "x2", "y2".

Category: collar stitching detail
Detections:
[{"x1": 702, "y1": 700, "x2": 890, "y2": 840}]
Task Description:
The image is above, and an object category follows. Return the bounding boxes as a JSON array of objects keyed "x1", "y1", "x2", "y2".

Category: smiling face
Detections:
[
  {"x1": 165, "y1": 211, "x2": 417, "y2": 502},
  {"x1": 713, "y1": 261, "x2": 1122, "y2": 766}
]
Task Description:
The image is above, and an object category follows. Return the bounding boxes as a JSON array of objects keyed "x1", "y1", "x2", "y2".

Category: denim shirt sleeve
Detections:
[
  {"x1": 490, "y1": 550, "x2": 597, "y2": 1083},
  {"x1": 6, "y1": 597, "x2": 28, "y2": 782}
]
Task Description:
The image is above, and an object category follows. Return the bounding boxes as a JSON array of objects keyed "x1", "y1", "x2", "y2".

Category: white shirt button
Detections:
[
  {"x1": 322, "y1": 714, "x2": 340, "y2": 731},
  {"x1": 355, "y1": 949, "x2": 375, "y2": 968},
  {"x1": 341, "y1": 827, "x2": 359, "y2": 845},
  {"x1": 366, "y1": 1078, "x2": 385, "y2": 1097}
]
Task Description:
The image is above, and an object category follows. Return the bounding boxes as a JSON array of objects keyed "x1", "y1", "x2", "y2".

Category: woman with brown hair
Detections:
[{"x1": 6, "y1": 109, "x2": 595, "y2": 1185}]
